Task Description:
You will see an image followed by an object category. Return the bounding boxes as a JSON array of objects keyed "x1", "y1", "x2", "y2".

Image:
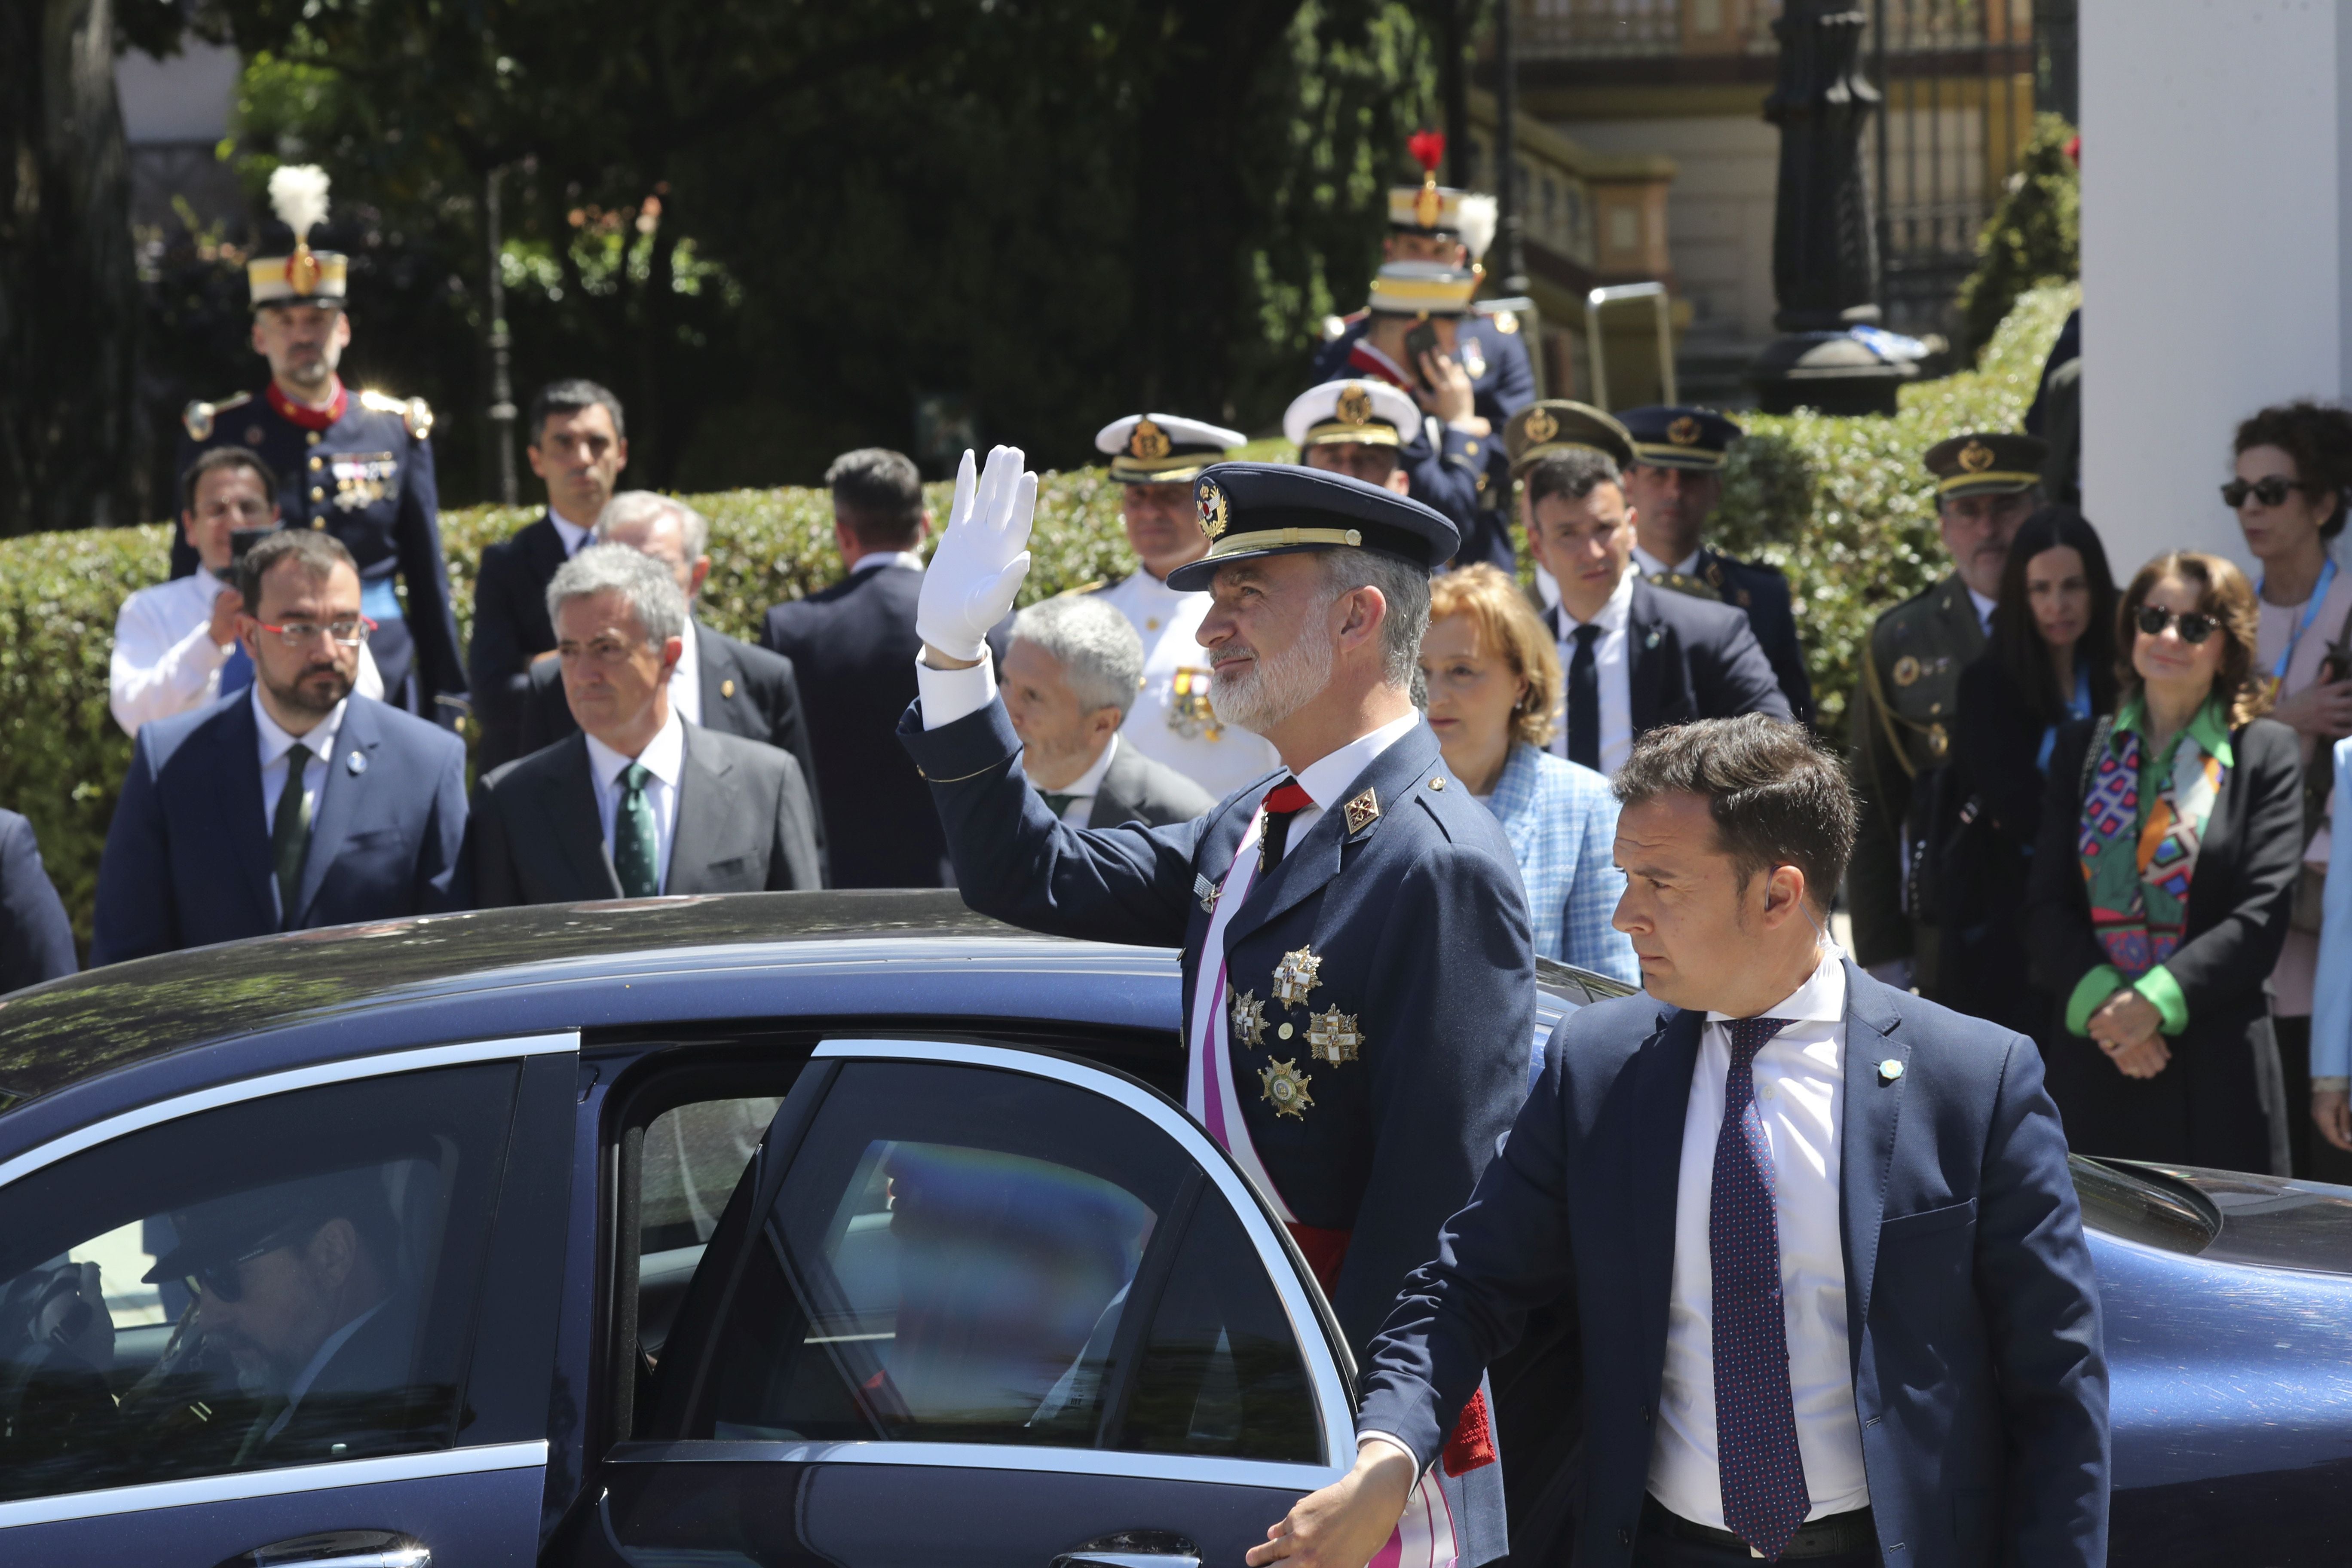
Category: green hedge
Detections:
[{"x1": 0, "y1": 293, "x2": 2074, "y2": 946}]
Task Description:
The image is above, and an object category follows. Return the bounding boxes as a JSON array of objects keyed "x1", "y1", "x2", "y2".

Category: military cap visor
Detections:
[
  {"x1": 1166, "y1": 462, "x2": 1457, "y2": 593},
  {"x1": 142, "y1": 1170, "x2": 386, "y2": 1285},
  {"x1": 1095, "y1": 413, "x2": 1247, "y2": 485},
  {"x1": 1504, "y1": 401, "x2": 1635, "y2": 476},
  {"x1": 1618, "y1": 405, "x2": 1743, "y2": 472},
  {"x1": 1366, "y1": 261, "x2": 1478, "y2": 317},
  {"x1": 1925, "y1": 432, "x2": 2049, "y2": 499}
]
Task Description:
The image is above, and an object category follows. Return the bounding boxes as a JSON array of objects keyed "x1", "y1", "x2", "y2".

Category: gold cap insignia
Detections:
[
  {"x1": 1130, "y1": 418, "x2": 1171, "y2": 460},
  {"x1": 286, "y1": 243, "x2": 322, "y2": 295},
  {"x1": 1414, "y1": 178, "x2": 1443, "y2": 230},
  {"x1": 1522, "y1": 406, "x2": 1558, "y2": 445},
  {"x1": 1271, "y1": 945, "x2": 1323, "y2": 1008},
  {"x1": 1230, "y1": 988, "x2": 1268, "y2": 1049},
  {"x1": 1892, "y1": 654, "x2": 1921, "y2": 688},
  {"x1": 1306, "y1": 1007, "x2": 1363, "y2": 1066},
  {"x1": 1958, "y1": 439, "x2": 1996, "y2": 472},
  {"x1": 1336, "y1": 384, "x2": 1375, "y2": 426},
  {"x1": 1260, "y1": 1058, "x2": 1315, "y2": 1119},
  {"x1": 1343, "y1": 789, "x2": 1380, "y2": 834},
  {"x1": 1196, "y1": 477, "x2": 1229, "y2": 541},
  {"x1": 1668, "y1": 416, "x2": 1702, "y2": 446}
]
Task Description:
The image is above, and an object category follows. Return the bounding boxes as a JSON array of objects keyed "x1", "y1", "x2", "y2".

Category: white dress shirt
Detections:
[
  {"x1": 549, "y1": 508, "x2": 593, "y2": 557},
  {"x1": 1966, "y1": 585, "x2": 1997, "y2": 635},
  {"x1": 112, "y1": 567, "x2": 381, "y2": 736},
  {"x1": 1094, "y1": 569, "x2": 1280, "y2": 799},
  {"x1": 1041, "y1": 732, "x2": 1121, "y2": 823},
  {"x1": 671, "y1": 617, "x2": 703, "y2": 726},
  {"x1": 254, "y1": 690, "x2": 347, "y2": 923},
  {"x1": 583, "y1": 708, "x2": 686, "y2": 893},
  {"x1": 1550, "y1": 565, "x2": 1637, "y2": 779},
  {"x1": 852, "y1": 550, "x2": 927, "y2": 576},
  {"x1": 1632, "y1": 543, "x2": 1703, "y2": 578},
  {"x1": 1650, "y1": 949, "x2": 1871, "y2": 1529}
]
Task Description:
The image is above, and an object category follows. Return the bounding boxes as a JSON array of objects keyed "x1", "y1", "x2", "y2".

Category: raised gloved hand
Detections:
[{"x1": 916, "y1": 445, "x2": 1037, "y2": 665}]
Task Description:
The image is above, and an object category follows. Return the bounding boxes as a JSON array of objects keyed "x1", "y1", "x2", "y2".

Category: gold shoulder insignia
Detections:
[
  {"x1": 1647, "y1": 570, "x2": 1723, "y2": 603},
  {"x1": 181, "y1": 391, "x2": 252, "y2": 441},
  {"x1": 361, "y1": 389, "x2": 435, "y2": 439}
]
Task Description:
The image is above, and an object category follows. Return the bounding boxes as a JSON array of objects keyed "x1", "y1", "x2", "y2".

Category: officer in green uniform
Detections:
[{"x1": 1847, "y1": 431, "x2": 2048, "y2": 989}]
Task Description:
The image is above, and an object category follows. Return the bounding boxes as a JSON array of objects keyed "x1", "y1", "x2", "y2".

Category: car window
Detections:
[
  {"x1": 0, "y1": 1062, "x2": 518, "y2": 1504},
  {"x1": 693, "y1": 1060, "x2": 1196, "y2": 1448},
  {"x1": 638, "y1": 1096, "x2": 781, "y2": 1357}
]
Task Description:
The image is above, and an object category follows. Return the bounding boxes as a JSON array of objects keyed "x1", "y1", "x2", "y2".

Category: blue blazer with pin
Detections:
[
  {"x1": 1354, "y1": 962, "x2": 2108, "y2": 1568},
  {"x1": 92, "y1": 691, "x2": 469, "y2": 966}
]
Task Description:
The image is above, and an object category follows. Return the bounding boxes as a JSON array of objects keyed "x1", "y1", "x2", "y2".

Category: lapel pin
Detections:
[
  {"x1": 1878, "y1": 1058, "x2": 1904, "y2": 1083},
  {"x1": 1343, "y1": 788, "x2": 1380, "y2": 833},
  {"x1": 346, "y1": 750, "x2": 368, "y2": 776},
  {"x1": 721, "y1": 678, "x2": 736, "y2": 699},
  {"x1": 1645, "y1": 627, "x2": 1663, "y2": 649}
]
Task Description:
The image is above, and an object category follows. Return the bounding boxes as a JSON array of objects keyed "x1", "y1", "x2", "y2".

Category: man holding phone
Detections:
[
  {"x1": 113, "y1": 448, "x2": 383, "y2": 737},
  {"x1": 1329, "y1": 260, "x2": 1488, "y2": 563}
]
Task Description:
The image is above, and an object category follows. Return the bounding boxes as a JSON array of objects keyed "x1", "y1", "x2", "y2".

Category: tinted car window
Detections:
[
  {"x1": 639, "y1": 1096, "x2": 781, "y2": 1356},
  {"x1": 0, "y1": 1063, "x2": 517, "y2": 1503},
  {"x1": 698, "y1": 1061, "x2": 1191, "y2": 1446}
]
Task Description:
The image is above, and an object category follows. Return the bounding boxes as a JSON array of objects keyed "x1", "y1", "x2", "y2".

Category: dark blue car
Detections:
[{"x1": 0, "y1": 892, "x2": 2345, "y2": 1567}]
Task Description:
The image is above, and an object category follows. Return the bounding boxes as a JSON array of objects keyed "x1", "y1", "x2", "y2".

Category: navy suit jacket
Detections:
[
  {"x1": 469, "y1": 511, "x2": 571, "y2": 771},
  {"x1": 92, "y1": 693, "x2": 469, "y2": 966},
  {"x1": 0, "y1": 811, "x2": 76, "y2": 992},
  {"x1": 1695, "y1": 547, "x2": 1814, "y2": 727},
  {"x1": 1355, "y1": 964, "x2": 2109, "y2": 1568},
  {"x1": 900, "y1": 697, "x2": 1534, "y2": 1357},
  {"x1": 1549, "y1": 577, "x2": 1794, "y2": 737}
]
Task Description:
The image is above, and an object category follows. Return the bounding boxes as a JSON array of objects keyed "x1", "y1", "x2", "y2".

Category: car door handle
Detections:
[
  {"x1": 1052, "y1": 1531, "x2": 1201, "y2": 1568},
  {"x1": 227, "y1": 1529, "x2": 430, "y2": 1568}
]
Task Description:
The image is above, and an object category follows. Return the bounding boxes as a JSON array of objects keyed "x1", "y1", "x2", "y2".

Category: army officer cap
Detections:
[
  {"x1": 1168, "y1": 462, "x2": 1458, "y2": 593},
  {"x1": 1502, "y1": 399, "x2": 1635, "y2": 477},
  {"x1": 1924, "y1": 432, "x2": 2050, "y2": 500}
]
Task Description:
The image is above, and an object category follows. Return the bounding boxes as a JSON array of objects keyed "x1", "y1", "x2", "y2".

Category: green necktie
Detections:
[
  {"x1": 614, "y1": 760, "x2": 660, "y2": 897},
  {"x1": 272, "y1": 742, "x2": 314, "y2": 927},
  {"x1": 1040, "y1": 791, "x2": 1077, "y2": 820}
]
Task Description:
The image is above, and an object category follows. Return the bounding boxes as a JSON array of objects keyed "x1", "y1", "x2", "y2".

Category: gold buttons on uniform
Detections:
[
  {"x1": 310, "y1": 456, "x2": 324, "y2": 471},
  {"x1": 310, "y1": 487, "x2": 325, "y2": 501},
  {"x1": 1278, "y1": 1022, "x2": 1293, "y2": 1041},
  {"x1": 1145, "y1": 618, "x2": 1160, "y2": 631},
  {"x1": 306, "y1": 431, "x2": 322, "y2": 445}
]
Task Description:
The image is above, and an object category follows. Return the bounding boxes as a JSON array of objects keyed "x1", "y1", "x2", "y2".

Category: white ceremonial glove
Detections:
[{"x1": 916, "y1": 445, "x2": 1037, "y2": 665}]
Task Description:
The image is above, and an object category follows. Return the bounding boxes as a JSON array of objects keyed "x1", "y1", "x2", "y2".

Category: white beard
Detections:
[{"x1": 1210, "y1": 620, "x2": 1335, "y2": 737}]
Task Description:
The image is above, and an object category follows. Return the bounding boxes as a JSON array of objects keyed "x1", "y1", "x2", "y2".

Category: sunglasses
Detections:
[
  {"x1": 2134, "y1": 605, "x2": 2218, "y2": 644},
  {"x1": 2221, "y1": 476, "x2": 2311, "y2": 508},
  {"x1": 184, "y1": 1218, "x2": 320, "y2": 1304}
]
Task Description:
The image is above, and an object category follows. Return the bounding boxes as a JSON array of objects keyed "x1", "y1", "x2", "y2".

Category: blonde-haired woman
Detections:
[
  {"x1": 2027, "y1": 550, "x2": 2302, "y2": 1172},
  {"x1": 1421, "y1": 565, "x2": 1638, "y2": 986}
]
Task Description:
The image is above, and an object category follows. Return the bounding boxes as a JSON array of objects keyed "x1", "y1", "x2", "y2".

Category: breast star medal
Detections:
[
  {"x1": 1229, "y1": 988, "x2": 1268, "y2": 1049},
  {"x1": 1260, "y1": 1058, "x2": 1314, "y2": 1119},
  {"x1": 1306, "y1": 1007, "x2": 1363, "y2": 1066},
  {"x1": 1271, "y1": 946, "x2": 1323, "y2": 1008}
]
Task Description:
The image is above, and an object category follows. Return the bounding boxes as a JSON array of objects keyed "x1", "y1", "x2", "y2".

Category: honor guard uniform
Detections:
[
  {"x1": 1327, "y1": 262, "x2": 1490, "y2": 554},
  {"x1": 172, "y1": 166, "x2": 468, "y2": 727},
  {"x1": 903, "y1": 462, "x2": 1532, "y2": 1566},
  {"x1": 1089, "y1": 414, "x2": 1280, "y2": 801},
  {"x1": 1617, "y1": 404, "x2": 1814, "y2": 724},
  {"x1": 1847, "y1": 431, "x2": 2048, "y2": 986}
]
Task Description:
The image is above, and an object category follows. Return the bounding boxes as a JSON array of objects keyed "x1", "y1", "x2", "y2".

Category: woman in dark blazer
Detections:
[
  {"x1": 2027, "y1": 548, "x2": 2302, "y2": 1172},
  {"x1": 1934, "y1": 507, "x2": 2119, "y2": 1038}
]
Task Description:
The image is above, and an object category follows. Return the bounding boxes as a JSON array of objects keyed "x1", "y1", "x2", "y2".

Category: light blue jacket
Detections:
[
  {"x1": 1481, "y1": 742, "x2": 1639, "y2": 985},
  {"x1": 2312, "y1": 736, "x2": 2352, "y2": 1078}
]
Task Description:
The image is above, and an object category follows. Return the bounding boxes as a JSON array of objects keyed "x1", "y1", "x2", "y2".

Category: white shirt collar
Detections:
[
  {"x1": 1632, "y1": 543, "x2": 1702, "y2": 577},
  {"x1": 1292, "y1": 709, "x2": 1421, "y2": 809},
  {"x1": 1705, "y1": 946, "x2": 1847, "y2": 1025},
  {"x1": 1562, "y1": 563, "x2": 1638, "y2": 634},
  {"x1": 548, "y1": 508, "x2": 593, "y2": 557},
  {"x1": 852, "y1": 550, "x2": 926, "y2": 575},
  {"x1": 252, "y1": 687, "x2": 346, "y2": 766},
  {"x1": 1967, "y1": 585, "x2": 1997, "y2": 632},
  {"x1": 583, "y1": 704, "x2": 687, "y2": 788},
  {"x1": 1059, "y1": 731, "x2": 1120, "y2": 799}
]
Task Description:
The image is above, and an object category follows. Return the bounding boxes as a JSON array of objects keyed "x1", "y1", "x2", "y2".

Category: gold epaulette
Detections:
[
  {"x1": 1646, "y1": 570, "x2": 1723, "y2": 603},
  {"x1": 181, "y1": 391, "x2": 252, "y2": 441},
  {"x1": 1055, "y1": 579, "x2": 1107, "y2": 597},
  {"x1": 360, "y1": 389, "x2": 434, "y2": 440}
]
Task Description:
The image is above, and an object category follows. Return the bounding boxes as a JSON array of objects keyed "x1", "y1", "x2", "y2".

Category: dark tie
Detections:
[
  {"x1": 271, "y1": 743, "x2": 314, "y2": 928},
  {"x1": 613, "y1": 761, "x2": 660, "y2": 897},
  {"x1": 1257, "y1": 777, "x2": 1314, "y2": 871},
  {"x1": 1566, "y1": 622, "x2": 1601, "y2": 770},
  {"x1": 1712, "y1": 1014, "x2": 1810, "y2": 1561},
  {"x1": 1040, "y1": 791, "x2": 1077, "y2": 819}
]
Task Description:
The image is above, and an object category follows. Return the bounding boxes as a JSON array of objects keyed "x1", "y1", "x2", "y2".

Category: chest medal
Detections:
[
  {"x1": 1167, "y1": 668, "x2": 1224, "y2": 741},
  {"x1": 1271, "y1": 946, "x2": 1323, "y2": 1008},
  {"x1": 1306, "y1": 1007, "x2": 1363, "y2": 1066},
  {"x1": 1229, "y1": 988, "x2": 1268, "y2": 1049},
  {"x1": 1259, "y1": 1058, "x2": 1315, "y2": 1120}
]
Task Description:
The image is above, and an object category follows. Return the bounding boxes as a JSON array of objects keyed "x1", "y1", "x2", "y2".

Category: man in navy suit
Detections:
[
  {"x1": 1251, "y1": 717, "x2": 2106, "y2": 1568},
  {"x1": 763, "y1": 448, "x2": 1008, "y2": 888},
  {"x1": 902, "y1": 451, "x2": 1531, "y2": 1566},
  {"x1": 93, "y1": 530, "x2": 468, "y2": 965},
  {"x1": 1525, "y1": 445, "x2": 1790, "y2": 778}
]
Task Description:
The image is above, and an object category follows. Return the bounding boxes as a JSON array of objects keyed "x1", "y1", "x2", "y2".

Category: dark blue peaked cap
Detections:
[
  {"x1": 1166, "y1": 462, "x2": 1459, "y2": 592},
  {"x1": 1617, "y1": 405, "x2": 1743, "y2": 471}
]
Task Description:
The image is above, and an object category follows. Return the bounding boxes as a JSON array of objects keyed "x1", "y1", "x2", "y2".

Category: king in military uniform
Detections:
[
  {"x1": 1617, "y1": 405, "x2": 1813, "y2": 724},
  {"x1": 1847, "y1": 430, "x2": 2047, "y2": 989},
  {"x1": 902, "y1": 447, "x2": 1533, "y2": 1566},
  {"x1": 172, "y1": 165, "x2": 468, "y2": 727},
  {"x1": 1088, "y1": 412, "x2": 1280, "y2": 799}
]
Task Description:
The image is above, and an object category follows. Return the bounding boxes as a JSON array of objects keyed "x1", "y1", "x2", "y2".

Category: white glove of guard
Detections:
[{"x1": 916, "y1": 445, "x2": 1037, "y2": 664}]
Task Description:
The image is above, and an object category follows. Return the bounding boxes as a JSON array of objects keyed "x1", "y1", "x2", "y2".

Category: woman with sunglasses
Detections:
[
  {"x1": 1929, "y1": 507, "x2": 2119, "y2": 1039},
  {"x1": 2027, "y1": 552, "x2": 2301, "y2": 1174},
  {"x1": 2229, "y1": 400, "x2": 2352, "y2": 1176}
]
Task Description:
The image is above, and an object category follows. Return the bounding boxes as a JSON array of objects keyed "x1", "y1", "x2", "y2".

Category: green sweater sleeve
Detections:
[
  {"x1": 2133, "y1": 963, "x2": 2190, "y2": 1035},
  {"x1": 2065, "y1": 965, "x2": 2125, "y2": 1036}
]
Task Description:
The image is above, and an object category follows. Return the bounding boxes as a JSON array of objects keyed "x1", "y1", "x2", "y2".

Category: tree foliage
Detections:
[{"x1": 1954, "y1": 113, "x2": 2079, "y2": 364}]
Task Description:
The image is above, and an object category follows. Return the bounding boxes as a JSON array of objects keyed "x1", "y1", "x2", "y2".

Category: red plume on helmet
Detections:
[{"x1": 1408, "y1": 129, "x2": 1446, "y2": 175}]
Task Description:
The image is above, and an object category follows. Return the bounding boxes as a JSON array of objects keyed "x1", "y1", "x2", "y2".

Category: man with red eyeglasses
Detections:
[{"x1": 93, "y1": 530, "x2": 468, "y2": 965}]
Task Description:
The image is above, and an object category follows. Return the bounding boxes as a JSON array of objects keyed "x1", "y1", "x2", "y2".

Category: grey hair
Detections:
[
  {"x1": 1012, "y1": 593, "x2": 1145, "y2": 719},
  {"x1": 596, "y1": 489, "x2": 710, "y2": 560},
  {"x1": 546, "y1": 542, "x2": 688, "y2": 648},
  {"x1": 1320, "y1": 551, "x2": 1430, "y2": 690}
]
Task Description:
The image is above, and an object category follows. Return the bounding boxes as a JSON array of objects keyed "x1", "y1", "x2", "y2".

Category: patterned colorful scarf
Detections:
[{"x1": 2077, "y1": 720, "x2": 2227, "y2": 977}]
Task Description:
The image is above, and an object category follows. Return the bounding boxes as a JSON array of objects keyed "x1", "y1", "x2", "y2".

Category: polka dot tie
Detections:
[{"x1": 1712, "y1": 1014, "x2": 1810, "y2": 1562}]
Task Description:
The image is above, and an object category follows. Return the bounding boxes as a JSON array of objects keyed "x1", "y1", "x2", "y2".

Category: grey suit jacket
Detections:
[
  {"x1": 1084, "y1": 738, "x2": 1216, "y2": 829},
  {"x1": 467, "y1": 723, "x2": 823, "y2": 906}
]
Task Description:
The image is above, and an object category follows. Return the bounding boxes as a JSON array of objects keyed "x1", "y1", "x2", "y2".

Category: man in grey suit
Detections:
[
  {"x1": 1001, "y1": 592, "x2": 1217, "y2": 828},
  {"x1": 470, "y1": 546, "x2": 822, "y2": 905}
]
